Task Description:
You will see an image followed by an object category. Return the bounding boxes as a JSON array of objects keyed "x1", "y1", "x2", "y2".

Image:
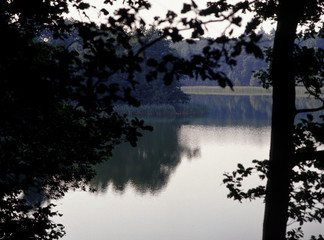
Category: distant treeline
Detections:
[
  {"x1": 41, "y1": 26, "x2": 324, "y2": 105},
  {"x1": 39, "y1": 26, "x2": 190, "y2": 106},
  {"x1": 171, "y1": 29, "x2": 324, "y2": 87},
  {"x1": 181, "y1": 86, "x2": 324, "y2": 97}
]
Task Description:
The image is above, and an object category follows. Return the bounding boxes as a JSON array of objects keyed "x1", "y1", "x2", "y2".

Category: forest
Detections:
[
  {"x1": 42, "y1": 26, "x2": 324, "y2": 104},
  {"x1": 172, "y1": 29, "x2": 324, "y2": 87}
]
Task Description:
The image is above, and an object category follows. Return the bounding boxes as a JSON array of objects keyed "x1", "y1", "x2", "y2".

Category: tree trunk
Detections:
[{"x1": 262, "y1": 1, "x2": 301, "y2": 240}]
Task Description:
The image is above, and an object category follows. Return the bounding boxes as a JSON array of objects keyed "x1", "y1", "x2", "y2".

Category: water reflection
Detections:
[
  {"x1": 189, "y1": 95, "x2": 272, "y2": 126},
  {"x1": 90, "y1": 95, "x2": 275, "y2": 195},
  {"x1": 91, "y1": 120, "x2": 200, "y2": 195},
  {"x1": 56, "y1": 95, "x2": 323, "y2": 240},
  {"x1": 189, "y1": 94, "x2": 323, "y2": 125},
  {"x1": 56, "y1": 116, "x2": 270, "y2": 240}
]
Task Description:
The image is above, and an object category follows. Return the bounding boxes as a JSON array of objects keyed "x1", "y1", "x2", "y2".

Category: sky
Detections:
[{"x1": 68, "y1": 0, "x2": 276, "y2": 38}]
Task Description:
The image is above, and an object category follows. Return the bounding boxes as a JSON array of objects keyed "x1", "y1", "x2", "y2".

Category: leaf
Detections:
[
  {"x1": 191, "y1": 0, "x2": 198, "y2": 8},
  {"x1": 186, "y1": 39, "x2": 195, "y2": 44},
  {"x1": 237, "y1": 163, "x2": 244, "y2": 170},
  {"x1": 77, "y1": 3, "x2": 90, "y2": 10},
  {"x1": 101, "y1": 8, "x2": 109, "y2": 15},
  {"x1": 163, "y1": 72, "x2": 173, "y2": 85},
  {"x1": 232, "y1": 17, "x2": 242, "y2": 26},
  {"x1": 252, "y1": 46, "x2": 264, "y2": 59},
  {"x1": 181, "y1": 3, "x2": 191, "y2": 14}
]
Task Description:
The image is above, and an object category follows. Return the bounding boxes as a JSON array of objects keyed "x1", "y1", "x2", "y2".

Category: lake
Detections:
[{"x1": 54, "y1": 95, "x2": 323, "y2": 240}]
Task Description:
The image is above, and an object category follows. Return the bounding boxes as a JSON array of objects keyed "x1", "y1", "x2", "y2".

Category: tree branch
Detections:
[
  {"x1": 199, "y1": 0, "x2": 258, "y2": 28},
  {"x1": 295, "y1": 104, "x2": 324, "y2": 114},
  {"x1": 293, "y1": 150, "x2": 324, "y2": 165},
  {"x1": 134, "y1": 34, "x2": 165, "y2": 57}
]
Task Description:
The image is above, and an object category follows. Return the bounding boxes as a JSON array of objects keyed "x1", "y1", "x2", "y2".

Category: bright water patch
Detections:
[{"x1": 53, "y1": 95, "x2": 324, "y2": 240}]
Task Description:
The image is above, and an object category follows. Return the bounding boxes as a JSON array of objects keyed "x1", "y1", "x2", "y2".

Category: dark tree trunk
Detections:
[{"x1": 262, "y1": 1, "x2": 301, "y2": 240}]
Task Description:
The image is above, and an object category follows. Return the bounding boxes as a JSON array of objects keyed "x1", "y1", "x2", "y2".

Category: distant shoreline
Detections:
[
  {"x1": 181, "y1": 86, "x2": 322, "y2": 97},
  {"x1": 114, "y1": 103, "x2": 209, "y2": 117}
]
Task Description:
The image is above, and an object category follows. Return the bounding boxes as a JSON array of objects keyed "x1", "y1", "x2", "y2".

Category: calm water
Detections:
[{"x1": 54, "y1": 95, "x2": 323, "y2": 240}]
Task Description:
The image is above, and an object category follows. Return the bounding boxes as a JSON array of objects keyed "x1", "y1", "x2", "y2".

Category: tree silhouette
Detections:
[
  {"x1": 222, "y1": 1, "x2": 324, "y2": 239},
  {"x1": 1, "y1": 0, "x2": 323, "y2": 239},
  {"x1": 91, "y1": 120, "x2": 200, "y2": 195}
]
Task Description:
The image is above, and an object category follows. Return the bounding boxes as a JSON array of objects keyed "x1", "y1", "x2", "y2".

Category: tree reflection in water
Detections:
[
  {"x1": 89, "y1": 95, "x2": 301, "y2": 195},
  {"x1": 91, "y1": 120, "x2": 201, "y2": 195}
]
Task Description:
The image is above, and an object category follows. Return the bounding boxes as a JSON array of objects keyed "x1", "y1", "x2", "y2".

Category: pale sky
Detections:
[{"x1": 68, "y1": 0, "x2": 276, "y2": 38}]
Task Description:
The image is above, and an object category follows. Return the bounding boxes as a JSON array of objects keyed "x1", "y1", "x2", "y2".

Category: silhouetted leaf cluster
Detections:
[{"x1": 224, "y1": 114, "x2": 324, "y2": 239}]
